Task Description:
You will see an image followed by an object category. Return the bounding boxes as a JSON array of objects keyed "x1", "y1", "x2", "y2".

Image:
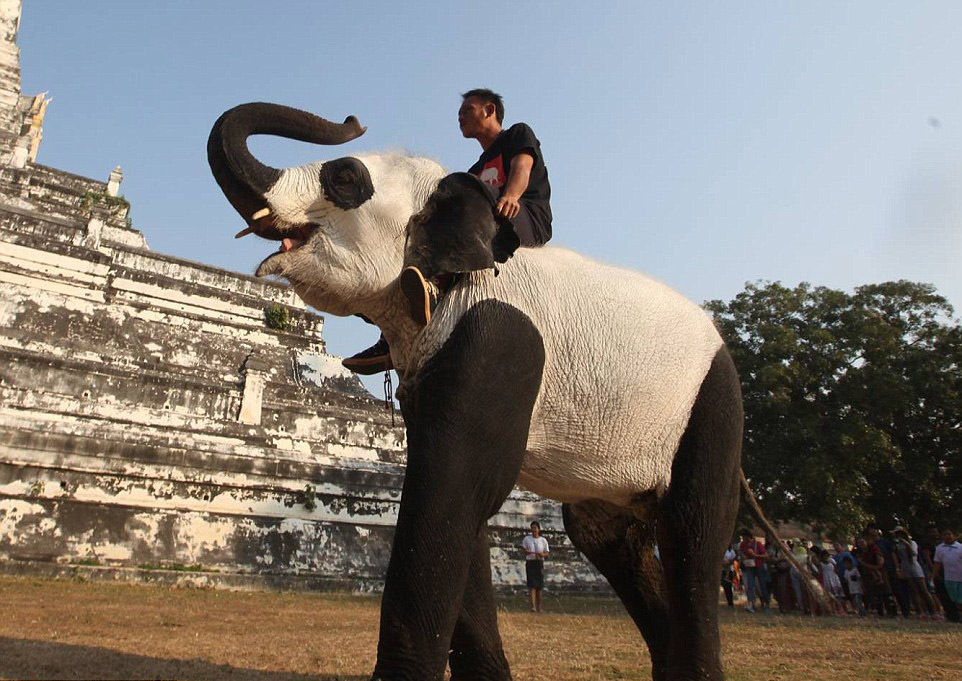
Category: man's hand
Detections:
[
  {"x1": 496, "y1": 195, "x2": 522, "y2": 219},
  {"x1": 497, "y1": 152, "x2": 534, "y2": 220}
]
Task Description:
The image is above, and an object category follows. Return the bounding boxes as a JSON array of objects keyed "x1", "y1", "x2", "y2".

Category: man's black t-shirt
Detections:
[{"x1": 468, "y1": 122, "x2": 552, "y2": 245}]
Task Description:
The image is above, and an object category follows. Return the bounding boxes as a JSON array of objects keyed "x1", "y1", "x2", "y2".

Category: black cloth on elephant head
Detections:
[{"x1": 404, "y1": 172, "x2": 521, "y2": 280}]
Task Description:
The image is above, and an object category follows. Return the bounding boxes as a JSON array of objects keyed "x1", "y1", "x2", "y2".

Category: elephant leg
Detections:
[
  {"x1": 372, "y1": 300, "x2": 545, "y2": 681},
  {"x1": 447, "y1": 525, "x2": 511, "y2": 681},
  {"x1": 563, "y1": 499, "x2": 670, "y2": 681},
  {"x1": 655, "y1": 347, "x2": 742, "y2": 681}
]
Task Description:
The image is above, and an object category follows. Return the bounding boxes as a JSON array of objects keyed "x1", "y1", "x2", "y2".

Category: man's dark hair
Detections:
[
  {"x1": 530, "y1": 521, "x2": 541, "y2": 530},
  {"x1": 462, "y1": 88, "x2": 504, "y2": 124}
]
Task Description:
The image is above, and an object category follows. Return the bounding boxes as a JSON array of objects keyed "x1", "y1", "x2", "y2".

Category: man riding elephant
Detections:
[{"x1": 342, "y1": 88, "x2": 553, "y2": 372}]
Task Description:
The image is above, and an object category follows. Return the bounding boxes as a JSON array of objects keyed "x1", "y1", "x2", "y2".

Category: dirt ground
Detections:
[{"x1": 0, "y1": 576, "x2": 957, "y2": 680}]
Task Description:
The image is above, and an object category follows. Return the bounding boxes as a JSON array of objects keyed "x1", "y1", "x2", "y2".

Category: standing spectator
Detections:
[
  {"x1": 721, "y1": 544, "x2": 737, "y2": 608},
  {"x1": 933, "y1": 527, "x2": 962, "y2": 621},
  {"x1": 806, "y1": 543, "x2": 822, "y2": 580},
  {"x1": 861, "y1": 530, "x2": 897, "y2": 617},
  {"x1": 760, "y1": 535, "x2": 775, "y2": 605},
  {"x1": 818, "y1": 548, "x2": 846, "y2": 615},
  {"x1": 852, "y1": 535, "x2": 868, "y2": 562},
  {"x1": 919, "y1": 524, "x2": 940, "y2": 584},
  {"x1": 842, "y1": 556, "x2": 867, "y2": 616},
  {"x1": 874, "y1": 526, "x2": 911, "y2": 617},
  {"x1": 804, "y1": 544, "x2": 831, "y2": 615},
  {"x1": 738, "y1": 528, "x2": 770, "y2": 613},
  {"x1": 521, "y1": 521, "x2": 549, "y2": 613},
  {"x1": 921, "y1": 524, "x2": 949, "y2": 621},
  {"x1": 832, "y1": 540, "x2": 856, "y2": 572},
  {"x1": 832, "y1": 541, "x2": 856, "y2": 608},
  {"x1": 892, "y1": 526, "x2": 938, "y2": 619},
  {"x1": 770, "y1": 545, "x2": 795, "y2": 613},
  {"x1": 919, "y1": 524, "x2": 945, "y2": 617},
  {"x1": 790, "y1": 541, "x2": 808, "y2": 612}
]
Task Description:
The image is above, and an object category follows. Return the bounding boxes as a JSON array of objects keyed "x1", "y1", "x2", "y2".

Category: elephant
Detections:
[{"x1": 209, "y1": 103, "x2": 744, "y2": 681}]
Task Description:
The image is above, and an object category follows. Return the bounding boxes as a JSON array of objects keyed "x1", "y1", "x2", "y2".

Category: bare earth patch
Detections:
[{"x1": 0, "y1": 576, "x2": 956, "y2": 680}]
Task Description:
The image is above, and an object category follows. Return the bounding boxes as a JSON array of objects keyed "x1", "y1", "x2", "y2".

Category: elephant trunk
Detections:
[{"x1": 207, "y1": 102, "x2": 367, "y2": 224}]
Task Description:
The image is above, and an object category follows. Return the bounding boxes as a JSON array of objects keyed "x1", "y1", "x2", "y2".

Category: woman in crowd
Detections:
[
  {"x1": 893, "y1": 526, "x2": 940, "y2": 620},
  {"x1": 738, "y1": 528, "x2": 770, "y2": 613}
]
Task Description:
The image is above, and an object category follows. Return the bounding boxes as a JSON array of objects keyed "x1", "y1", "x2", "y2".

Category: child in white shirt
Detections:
[{"x1": 842, "y1": 556, "x2": 866, "y2": 616}]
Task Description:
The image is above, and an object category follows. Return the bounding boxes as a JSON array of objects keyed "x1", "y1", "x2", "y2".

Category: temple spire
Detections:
[{"x1": 0, "y1": 0, "x2": 50, "y2": 167}]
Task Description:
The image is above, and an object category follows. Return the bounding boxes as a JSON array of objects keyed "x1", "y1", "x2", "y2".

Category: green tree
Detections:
[{"x1": 706, "y1": 281, "x2": 962, "y2": 538}]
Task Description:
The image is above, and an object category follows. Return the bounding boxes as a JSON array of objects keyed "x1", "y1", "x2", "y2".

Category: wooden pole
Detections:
[{"x1": 739, "y1": 469, "x2": 836, "y2": 615}]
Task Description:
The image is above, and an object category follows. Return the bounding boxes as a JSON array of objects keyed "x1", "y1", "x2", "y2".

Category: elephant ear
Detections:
[{"x1": 405, "y1": 172, "x2": 521, "y2": 279}]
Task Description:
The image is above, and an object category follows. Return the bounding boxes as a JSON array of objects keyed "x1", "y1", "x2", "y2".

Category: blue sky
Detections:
[{"x1": 17, "y1": 2, "x2": 962, "y2": 394}]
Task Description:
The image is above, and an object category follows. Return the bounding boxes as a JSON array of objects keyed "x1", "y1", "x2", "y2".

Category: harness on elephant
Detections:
[{"x1": 383, "y1": 369, "x2": 396, "y2": 426}]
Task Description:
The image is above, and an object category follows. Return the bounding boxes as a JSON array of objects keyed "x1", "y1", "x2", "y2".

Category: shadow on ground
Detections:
[{"x1": 0, "y1": 636, "x2": 365, "y2": 681}]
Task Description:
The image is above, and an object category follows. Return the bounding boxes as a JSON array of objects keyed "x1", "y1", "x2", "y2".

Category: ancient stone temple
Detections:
[{"x1": 0, "y1": 1, "x2": 602, "y2": 592}]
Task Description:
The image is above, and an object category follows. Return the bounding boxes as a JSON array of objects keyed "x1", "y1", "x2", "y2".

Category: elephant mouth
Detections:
[{"x1": 235, "y1": 214, "x2": 318, "y2": 254}]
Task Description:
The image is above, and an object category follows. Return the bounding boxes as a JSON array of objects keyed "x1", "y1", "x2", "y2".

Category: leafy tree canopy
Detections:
[{"x1": 706, "y1": 280, "x2": 961, "y2": 539}]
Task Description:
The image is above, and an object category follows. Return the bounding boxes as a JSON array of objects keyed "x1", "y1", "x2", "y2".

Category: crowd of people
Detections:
[{"x1": 721, "y1": 524, "x2": 962, "y2": 622}]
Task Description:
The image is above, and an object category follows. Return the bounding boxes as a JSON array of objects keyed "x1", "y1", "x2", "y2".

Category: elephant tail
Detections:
[{"x1": 739, "y1": 469, "x2": 836, "y2": 615}]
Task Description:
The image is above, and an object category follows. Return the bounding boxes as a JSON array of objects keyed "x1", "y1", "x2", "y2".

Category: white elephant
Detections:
[{"x1": 209, "y1": 103, "x2": 743, "y2": 681}]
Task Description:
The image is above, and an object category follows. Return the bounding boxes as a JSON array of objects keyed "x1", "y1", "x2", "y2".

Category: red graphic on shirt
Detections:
[{"x1": 478, "y1": 155, "x2": 505, "y2": 188}]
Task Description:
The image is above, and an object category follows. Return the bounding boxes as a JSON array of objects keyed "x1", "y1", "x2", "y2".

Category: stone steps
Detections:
[
  {"x1": 0, "y1": 174, "x2": 105, "y2": 225},
  {"x1": 0, "y1": 207, "x2": 314, "y2": 325},
  {"x1": 0, "y1": 197, "x2": 87, "y2": 248},
  {"x1": 28, "y1": 162, "x2": 110, "y2": 195},
  {"x1": 0, "y1": 240, "x2": 322, "y2": 344},
  {"x1": 0, "y1": 164, "x2": 134, "y2": 236},
  {"x1": 0, "y1": 347, "x2": 396, "y2": 451}
]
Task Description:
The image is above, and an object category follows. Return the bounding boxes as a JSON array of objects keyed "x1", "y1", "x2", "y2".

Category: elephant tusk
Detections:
[
  {"x1": 234, "y1": 226, "x2": 255, "y2": 239},
  {"x1": 251, "y1": 207, "x2": 271, "y2": 221}
]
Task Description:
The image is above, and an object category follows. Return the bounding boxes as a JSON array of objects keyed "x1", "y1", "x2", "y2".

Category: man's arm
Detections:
[{"x1": 496, "y1": 152, "x2": 534, "y2": 219}]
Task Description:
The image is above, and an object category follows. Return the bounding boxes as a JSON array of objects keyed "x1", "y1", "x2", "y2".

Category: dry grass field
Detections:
[{"x1": 0, "y1": 576, "x2": 957, "y2": 680}]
